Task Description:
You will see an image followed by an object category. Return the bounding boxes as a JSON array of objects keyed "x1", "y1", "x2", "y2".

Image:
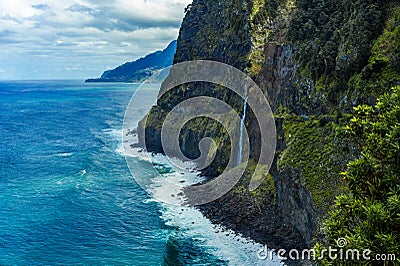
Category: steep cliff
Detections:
[{"x1": 138, "y1": 0, "x2": 400, "y2": 258}]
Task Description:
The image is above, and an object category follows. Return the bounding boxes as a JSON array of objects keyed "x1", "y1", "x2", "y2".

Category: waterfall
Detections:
[{"x1": 237, "y1": 96, "x2": 248, "y2": 166}]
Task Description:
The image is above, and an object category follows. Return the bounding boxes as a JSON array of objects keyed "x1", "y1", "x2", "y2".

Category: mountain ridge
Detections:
[{"x1": 85, "y1": 40, "x2": 177, "y2": 83}]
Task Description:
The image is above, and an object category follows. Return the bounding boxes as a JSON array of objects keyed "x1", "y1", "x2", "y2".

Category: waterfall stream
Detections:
[{"x1": 237, "y1": 96, "x2": 248, "y2": 166}]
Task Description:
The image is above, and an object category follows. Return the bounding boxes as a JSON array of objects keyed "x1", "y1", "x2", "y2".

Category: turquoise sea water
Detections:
[{"x1": 0, "y1": 80, "x2": 278, "y2": 265}]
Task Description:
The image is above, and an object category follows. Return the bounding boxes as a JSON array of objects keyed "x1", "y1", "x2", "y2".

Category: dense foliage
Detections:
[
  {"x1": 317, "y1": 86, "x2": 400, "y2": 264},
  {"x1": 349, "y1": 5, "x2": 400, "y2": 99},
  {"x1": 278, "y1": 115, "x2": 351, "y2": 215},
  {"x1": 140, "y1": 0, "x2": 400, "y2": 255},
  {"x1": 288, "y1": 0, "x2": 387, "y2": 103}
]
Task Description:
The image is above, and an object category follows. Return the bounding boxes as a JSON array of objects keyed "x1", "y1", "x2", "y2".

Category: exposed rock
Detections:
[{"x1": 136, "y1": 0, "x2": 400, "y2": 264}]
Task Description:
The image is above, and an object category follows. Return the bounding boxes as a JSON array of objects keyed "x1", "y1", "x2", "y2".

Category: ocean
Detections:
[{"x1": 0, "y1": 80, "x2": 280, "y2": 265}]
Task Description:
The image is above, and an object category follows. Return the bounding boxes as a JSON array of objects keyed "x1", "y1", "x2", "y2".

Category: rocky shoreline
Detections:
[
  {"x1": 134, "y1": 0, "x2": 398, "y2": 264},
  {"x1": 198, "y1": 196, "x2": 306, "y2": 266},
  {"x1": 135, "y1": 117, "x2": 317, "y2": 265}
]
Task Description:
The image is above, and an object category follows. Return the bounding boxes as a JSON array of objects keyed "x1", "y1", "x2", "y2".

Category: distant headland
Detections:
[{"x1": 85, "y1": 40, "x2": 177, "y2": 83}]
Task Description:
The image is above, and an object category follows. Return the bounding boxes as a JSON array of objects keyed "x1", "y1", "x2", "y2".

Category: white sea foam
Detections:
[
  {"x1": 102, "y1": 128, "x2": 122, "y2": 138},
  {"x1": 54, "y1": 152, "x2": 74, "y2": 157},
  {"x1": 121, "y1": 128, "x2": 142, "y2": 158},
  {"x1": 102, "y1": 128, "x2": 125, "y2": 155},
  {"x1": 159, "y1": 202, "x2": 283, "y2": 265},
  {"x1": 113, "y1": 126, "x2": 282, "y2": 265},
  {"x1": 149, "y1": 160, "x2": 203, "y2": 205},
  {"x1": 145, "y1": 157, "x2": 282, "y2": 265}
]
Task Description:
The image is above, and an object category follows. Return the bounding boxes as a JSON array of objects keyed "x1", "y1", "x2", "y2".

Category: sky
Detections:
[{"x1": 0, "y1": 0, "x2": 192, "y2": 80}]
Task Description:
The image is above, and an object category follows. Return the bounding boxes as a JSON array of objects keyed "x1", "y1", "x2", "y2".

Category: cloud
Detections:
[
  {"x1": 32, "y1": 3, "x2": 50, "y2": 10},
  {"x1": 0, "y1": 0, "x2": 192, "y2": 79},
  {"x1": 65, "y1": 4, "x2": 95, "y2": 14}
]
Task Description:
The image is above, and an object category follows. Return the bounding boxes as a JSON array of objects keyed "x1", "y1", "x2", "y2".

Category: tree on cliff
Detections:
[{"x1": 317, "y1": 86, "x2": 400, "y2": 264}]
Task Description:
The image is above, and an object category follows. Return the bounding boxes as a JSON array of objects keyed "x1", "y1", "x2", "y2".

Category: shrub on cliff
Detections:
[
  {"x1": 316, "y1": 86, "x2": 400, "y2": 264},
  {"x1": 289, "y1": 0, "x2": 387, "y2": 104}
]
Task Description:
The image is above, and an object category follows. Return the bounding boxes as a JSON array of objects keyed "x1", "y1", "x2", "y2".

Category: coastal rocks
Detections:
[
  {"x1": 137, "y1": 0, "x2": 396, "y2": 264},
  {"x1": 274, "y1": 167, "x2": 315, "y2": 247},
  {"x1": 199, "y1": 117, "x2": 315, "y2": 255},
  {"x1": 138, "y1": 0, "x2": 318, "y2": 256},
  {"x1": 198, "y1": 180, "x2": 309, "y2": 251}
]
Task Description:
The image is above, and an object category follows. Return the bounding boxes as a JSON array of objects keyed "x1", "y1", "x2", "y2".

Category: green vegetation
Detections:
[
  {"x1": 289, "y1": 0, "x2": 387, "y2": 104},
  {"x1": 247, "y1": 0, "x2": 295, "y2": 76},
  {"x1": 232, "y1": 159, "x2": 277, "y2": 205},
  {"x1": 142, "y1": 0, "x2": 400, "y2": 253},
  {"x1": 85, "y1": 40, "x2": 177, "y2": 83},
  {"x1": 349, "y1": 5, "x2": 400, "y2": 99},
  {"x1": 316, "y1": 87, "x2": 400, "y2": 265},
  {"x1": 248, "y1": 161, "x2": 277, "y2": 204},
  {"x1": 278, "y1": 115, "x2": 352, "y2": 215},
  {"x1": 248, "y1": 0, "x2": 269, "y2": 76},
  {"x1": 175, "y1": 0, "x2": 252, "y2": 69}
]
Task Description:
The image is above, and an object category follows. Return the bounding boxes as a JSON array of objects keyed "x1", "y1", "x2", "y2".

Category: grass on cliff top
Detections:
[
  {"x1": 278, "y1": 114, "x2": 353, "y2": 216},
  {"x1": 231, "y1": 159, "x2": 276, "y2": 206}
]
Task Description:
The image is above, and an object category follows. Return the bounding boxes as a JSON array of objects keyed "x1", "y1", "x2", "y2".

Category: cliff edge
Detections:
[{"x1": 138, "y1": 0, "x2": 400, "y2": 262}]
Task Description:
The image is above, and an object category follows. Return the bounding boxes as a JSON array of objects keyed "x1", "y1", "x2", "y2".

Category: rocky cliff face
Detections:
[{"x1": 139, "y1": 0, "x2": 400, "y2": 258}]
